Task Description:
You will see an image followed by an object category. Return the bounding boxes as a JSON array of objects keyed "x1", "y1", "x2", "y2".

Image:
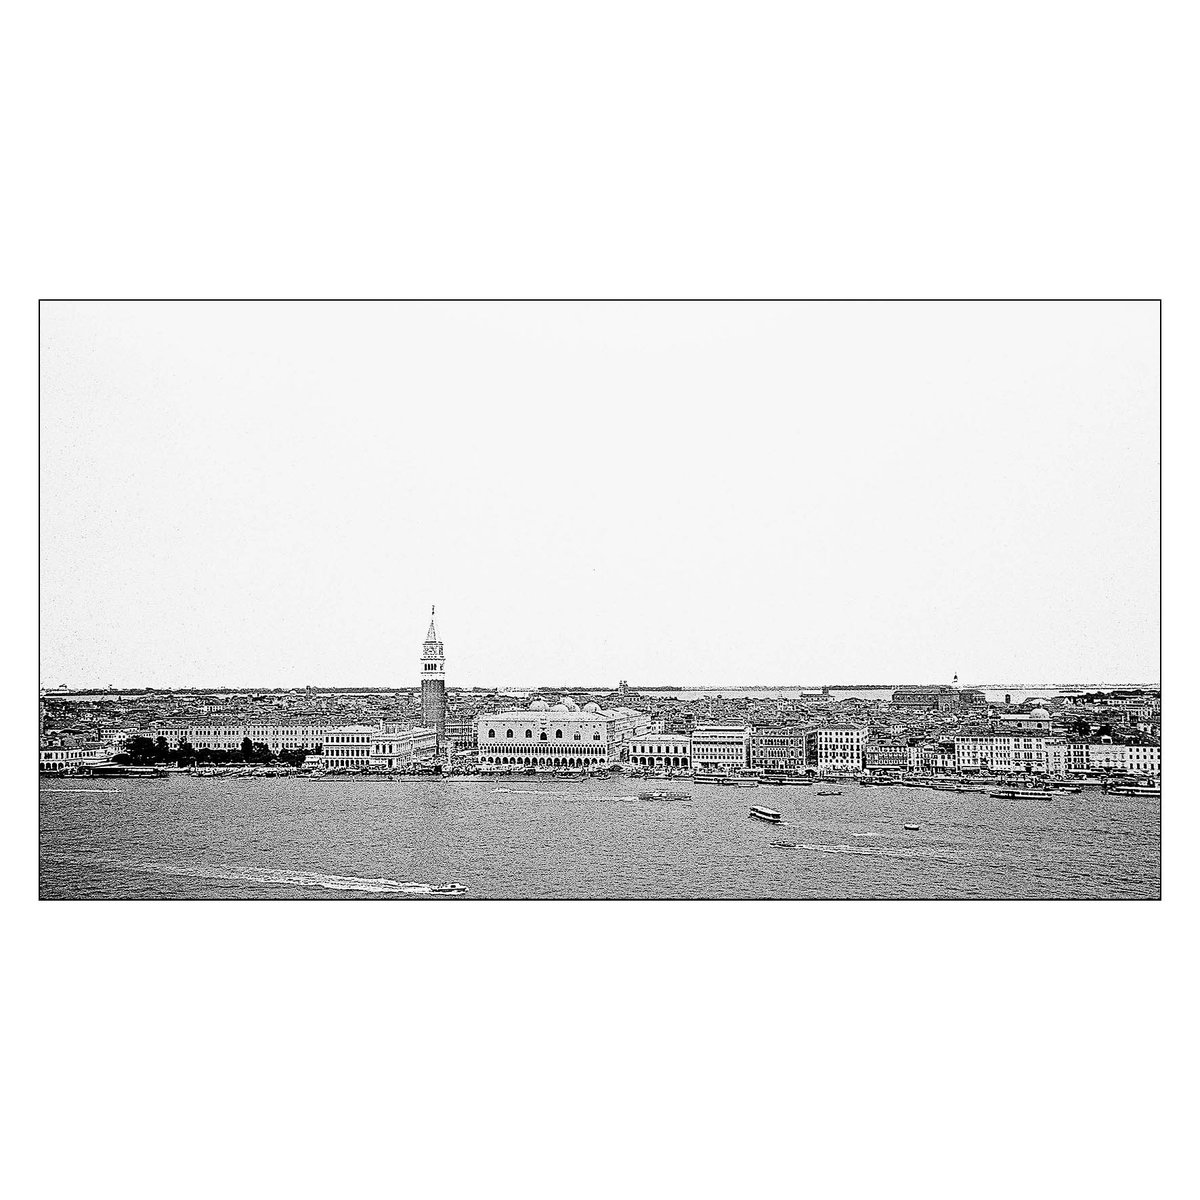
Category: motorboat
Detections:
[
  {"x1": 770, "y1": 839, "x2": 798, "y2": 849},
  {"x1": 430, "y1": 882, "x2": 468, "y2": 896},
  {"x1": 903, "y1": 823, "x2": 920, "y2": 831}
]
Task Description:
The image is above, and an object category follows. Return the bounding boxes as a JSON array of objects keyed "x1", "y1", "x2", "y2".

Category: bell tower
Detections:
[{"x1": 420, "y1": 606, "x2": 447, "y2": 739}]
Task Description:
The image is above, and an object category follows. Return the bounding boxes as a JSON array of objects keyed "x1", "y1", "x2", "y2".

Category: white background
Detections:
[{"x1": 5, "y1": 2, "x2": 1195, "y2": 1199}]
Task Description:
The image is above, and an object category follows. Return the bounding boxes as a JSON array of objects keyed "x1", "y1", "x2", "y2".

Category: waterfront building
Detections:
[
  {"x1": 954, "y1": 735, "x2": 1064, "y2": 775},
  {"x1": 444, "y1": 717, "x2": 478, "y2": 752},
  {"x1": 1119, "y1": 744, "x2": 1161, "y2": 776},
  {"x1": 39, "y1": 743, "x2": 111, "y2": 773},
  {"x1": 476, "y1": 698, "x2": 640, "y2": 772},
  {"x1": 321, "y1": 725, "x2": 377, "y2": 771},
  {"x1": 749, "y1": 725, "x2": 808, "y2": 773},
  {"x1": 420, "y1": 608, "x2": 447, "y2": 740},
  {"x1": 629, "y1": 735, "x2": 691, "y2": 770},
  {"x1": 369, "y1": 725, "x2": 437, "y2": 771},
  {"x1": 141, "y1": 724, "x2": 330, "y2": 754},
  {"x1": 908, "y1": 742, "x2": 956, "y2": 773},
  {"x1": 690, "y1": 725, "x2": 751, "y2": 774},
  {"x1": 805, "y1": 725, "x2": 868, "y2": 774},
  {"x1": 864, "y1": 741, "x2": 907, "y2": 774}
]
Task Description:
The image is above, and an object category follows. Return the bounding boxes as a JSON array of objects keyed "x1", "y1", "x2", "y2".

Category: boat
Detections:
[
  {"x1": 815, "y1": 789, "x2": 843, "y2": 796},
  {"x1": 990, "y1": 788, "x2": 1058, "y2": 800},
  {"x1": 749, "y1": 805, "x2": 782, "y2": 823},
  {"x1": 638, "y1": 790, "x2": 689, "y2": 801},
  {"x1": 770, "y1": 839, "x2": 798, "y2": 849},
  {"x1": 429, "y1": 882, "x2": 468, "y2": 896},
  {"x1": 903, "y1": 823, "x2": 920, "y2": 831},
  {"x1": 693, "y1": 772, "x2": 726, "y2": 785},
  {"x1": 730, "y1": 775, "x2": 759, "y2": 788}
]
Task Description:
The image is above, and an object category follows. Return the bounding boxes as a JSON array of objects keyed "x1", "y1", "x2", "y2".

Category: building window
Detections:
[
  {"x1": 556, "y1": 730, "x2": 563, "y2": 739},
  {"x1": 488, "y1": 729, "x2": 495, "y2": 738}
]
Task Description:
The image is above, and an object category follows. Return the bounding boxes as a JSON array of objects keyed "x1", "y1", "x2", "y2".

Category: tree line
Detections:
[{"x1": 115, "y1": 736, "x2": 318, "y2": 767}]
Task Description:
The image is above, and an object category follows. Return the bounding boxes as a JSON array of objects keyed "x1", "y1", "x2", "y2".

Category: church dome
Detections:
[
  {"x1": 1030, "y1": 707, "x2": 1050, "y2": 719},
  {"x1": 530, "y1": 700, "x2": 550, "y2": 712},
  {"x1": 561, "y1": 697, "x2": 579, "y2": 711},
  {"x1": 582, "y1": 702, "x2": 600, "y2": 713},
  {"x1": 551, "y1": 702, "x2": 570, "y2": 712}
]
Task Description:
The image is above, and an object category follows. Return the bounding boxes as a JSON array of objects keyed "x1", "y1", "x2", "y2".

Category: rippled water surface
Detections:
[{"x1": 39, "y1": 775, "x2": 1160, "y2": 899}]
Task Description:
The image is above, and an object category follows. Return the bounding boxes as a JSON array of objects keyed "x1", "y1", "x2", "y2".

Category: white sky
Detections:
[{"x1": 39, "y1": 300, "x2": 1159, "y2": 688}]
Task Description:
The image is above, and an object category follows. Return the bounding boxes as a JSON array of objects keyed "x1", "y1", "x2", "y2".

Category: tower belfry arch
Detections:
[{"x1": 421, "y1": 605, "x2": 447, "y2": 741}]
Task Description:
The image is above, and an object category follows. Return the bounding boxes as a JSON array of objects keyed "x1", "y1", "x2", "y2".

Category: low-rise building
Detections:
[
  {"x1": 691, "y1": 725, "x2": 751, "y2": 774},
  {"x1": 141, "y1": 724, "x2": 330, "y2": 754},
  {"x1": 864, "y1": 741, "x2": 907, "y2": 774},
  {"x1": 477, "y1": 698, "x2": 640, "y2": 772},
  {"x1": 39, "y1": 744, "x2": 112, "y2": 773},
  {"x1": 909, "y1": 741, "x2": 956, "y2": 774},
  {"x1": 805, "y1": 725, "x2": 868, "y2": 774},
  {"x1": 629, "y1": 735, "x2": 691, "y2": 770},
  {"x1": 444, "y1": 717, "x2": 478, "y2": 752},
  {"x1": 994, "y1": 708, "x2": 1054, "y2": 735},
  {"x1": 749, "y1": 725, "x2": 808, "y2": 773},
  {"x1": 321, "y1": 725, "x2": 377, "y2": 771},
  {"x1": 369, "y1": 725, "x2": 437, "y2": 771},
  {"x1": 954, "y1": 735, "x2": 1063, "y2": 775}
]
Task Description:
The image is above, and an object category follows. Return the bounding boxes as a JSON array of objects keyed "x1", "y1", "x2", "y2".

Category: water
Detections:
[{"x1": 39, "y1": 775, "x2": 1160, "y2": 899}]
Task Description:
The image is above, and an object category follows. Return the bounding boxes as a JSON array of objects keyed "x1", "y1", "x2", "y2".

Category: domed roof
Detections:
[
  {"x1": 582, "y1": 702, "x2": 600, "y2": 713},
  {"x1": 530, "y1": 700, "x2": 550, "y2": 712},
  {"x1": 561, "y1": 697, "x2": 579, "y2": 711},
  {"x1": 1030, "y1": 707, "x2": 1050, "y2": 719},
  {"x1": 551, "y1": 702, "x2": 570, "y2": 712}
]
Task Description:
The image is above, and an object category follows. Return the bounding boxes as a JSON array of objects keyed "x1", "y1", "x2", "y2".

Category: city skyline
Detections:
[{"x1": 40, "y1": 302, "x2": 1159, "y2": 687}]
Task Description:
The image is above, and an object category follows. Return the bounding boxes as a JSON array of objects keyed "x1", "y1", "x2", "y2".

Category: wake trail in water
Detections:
[{"x1": 43, "y1": 853, "x2": 441, "y2": 895}]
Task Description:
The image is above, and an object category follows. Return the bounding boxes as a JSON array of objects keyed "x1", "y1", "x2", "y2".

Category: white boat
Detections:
[
  {"x1": 429, "y1": 882, "x2": 468, "y2": 896},
  {"x1": 749, "y1": 805, "x2": 782, "y2": 823}
]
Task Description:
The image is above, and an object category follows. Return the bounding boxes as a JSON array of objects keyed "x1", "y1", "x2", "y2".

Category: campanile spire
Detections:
[{"x1": 421, "y1": 605, "x2": 446, "y2": 739}]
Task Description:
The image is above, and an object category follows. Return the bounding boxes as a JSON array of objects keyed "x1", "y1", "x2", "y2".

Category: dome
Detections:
[
  {"x1": 1030, "y1": 707, "x2": 1050, "y2": 719},
  {"x1": 551, "y1": 702, "x2": 570, "y2": 712},
  {"x1": 530, "y1": 700, "x2": 550, "y2": 712},
  {"x1": 582, "y1": 702, "x2": 600, "y2": 713},
  {"x1": 561, "y1": 696, "x2": 579, "y2": 711}
]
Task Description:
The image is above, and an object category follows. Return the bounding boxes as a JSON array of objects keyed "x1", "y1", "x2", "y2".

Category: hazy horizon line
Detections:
[{"x1": 42, "y1": 678, "x2": 1161, "y2": 693}]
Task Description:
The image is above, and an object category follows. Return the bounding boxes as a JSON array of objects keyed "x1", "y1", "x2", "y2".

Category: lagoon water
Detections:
[{"x1": 39, "y1": 774, "x2": 1159, "y2": 900}]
